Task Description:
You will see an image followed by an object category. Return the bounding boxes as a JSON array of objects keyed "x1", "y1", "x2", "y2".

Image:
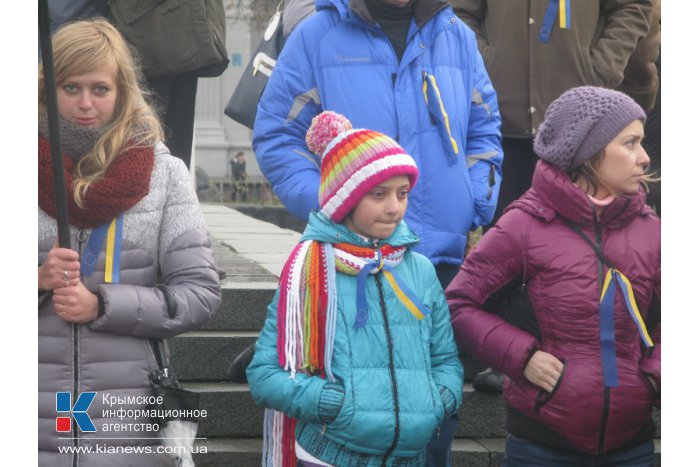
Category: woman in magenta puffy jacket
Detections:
[{"x1": 446, "y1": 86, "x2": 660, "y2": 466}]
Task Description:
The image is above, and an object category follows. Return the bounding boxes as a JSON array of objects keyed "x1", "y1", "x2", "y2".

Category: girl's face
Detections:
[
  {"x1": 344, "y1": 175, "x2": 410, "y2": 240},
  {"x1": 57, "y1": 64, "x2": 118, "y2": 128},
  {"x1": 593, "y1": 120, "x2": 650, "y2": 198}
]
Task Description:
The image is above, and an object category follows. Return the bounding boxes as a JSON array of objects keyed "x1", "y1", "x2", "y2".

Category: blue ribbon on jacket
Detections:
[
  {"x1": 422, "y1": 71, "x2": 459, "y2": 165},
  {"x1": 539, "y1": 0, "x2": 571, "y2": 43},
  {"x1": 354, "y1": 248, "x2": 431, "y2": 329},
  {"x1": 79, "y1": 215, "x2": 123, "y2": 283},
  {"x1": 599, "y1": 268, "x2": 654, "y2": 388}
]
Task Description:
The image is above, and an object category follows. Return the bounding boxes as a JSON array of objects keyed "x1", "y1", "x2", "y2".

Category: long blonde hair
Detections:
[{"x1": 38, "y1": 19, "x2": 163, "y2": 207}]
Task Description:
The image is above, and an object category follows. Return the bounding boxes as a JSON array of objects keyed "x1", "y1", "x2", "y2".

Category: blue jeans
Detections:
[
  {"x1": 503, "y1": 433, "x2": 655, "y2": 467},
  {"x1": 425, "y1": 412, "x2": 459, "y2": 467}
]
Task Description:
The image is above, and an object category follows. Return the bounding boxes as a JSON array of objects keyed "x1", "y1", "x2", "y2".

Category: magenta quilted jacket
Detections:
[{"x1": 447, "y1": 160, "x2": 660, "y2": 454}]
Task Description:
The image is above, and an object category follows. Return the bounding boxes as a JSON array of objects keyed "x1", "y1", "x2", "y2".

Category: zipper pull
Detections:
[
  {"x1": 77, "y1": 229, "x2": 87, "y2": 257},
  {"x1": 77, "y1": 229, "x2": 87, "y2": 278}
]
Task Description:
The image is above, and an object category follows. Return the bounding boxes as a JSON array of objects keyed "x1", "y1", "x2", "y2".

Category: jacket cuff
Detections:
[
  {"x1": 96, "y1": 293, "x2": 105, "y2": 318},
  {"x1": 520, "y1": 345, "x2": 540, "y2": 379},
  {"x1": 438, "y1": 385, "x2": 457, "y2": 416},
  {"x1": 318, "y1": 382, "x2": 345, "y2": 424}
]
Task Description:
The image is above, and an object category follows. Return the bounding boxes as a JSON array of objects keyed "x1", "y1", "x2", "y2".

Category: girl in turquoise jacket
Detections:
[{"x1": 247, "y1": 112, "x2": 463, "y2": 466}]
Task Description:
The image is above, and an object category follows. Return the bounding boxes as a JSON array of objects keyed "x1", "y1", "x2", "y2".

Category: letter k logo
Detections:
[{"x1": 56, "y1": 392, "x2": 96, "y2": 432}]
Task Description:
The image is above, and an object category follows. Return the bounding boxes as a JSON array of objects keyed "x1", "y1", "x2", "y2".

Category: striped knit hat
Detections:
[{"x1": 306, "y1": 111, "x2": 419, "y2": 222}]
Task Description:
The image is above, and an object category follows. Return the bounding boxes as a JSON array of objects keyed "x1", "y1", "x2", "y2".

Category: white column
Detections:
[{"x1": 194, "y1": 12, "x2": 266, "y2": 180}]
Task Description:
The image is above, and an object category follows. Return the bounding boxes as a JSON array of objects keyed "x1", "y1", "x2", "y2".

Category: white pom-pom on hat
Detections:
[{"x1": 305, "y1": 111, "x2": 353, "y2": 157}]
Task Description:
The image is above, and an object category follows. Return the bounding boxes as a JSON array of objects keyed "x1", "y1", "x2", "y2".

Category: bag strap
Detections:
[
  {"x1": 150, "y1": 284, "x2": 178, "y2": 377},
  {"x1": 151, "y1": 339, "x2": 171, "y2": 372},
  {"x1": 562, "y1": 218, "x2": 614, "y2": 268}
]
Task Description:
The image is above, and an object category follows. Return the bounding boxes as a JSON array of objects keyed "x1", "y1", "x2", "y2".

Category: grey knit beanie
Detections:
[{"x1": 534, "y1": 86, "x2": 646, "y2": 171}]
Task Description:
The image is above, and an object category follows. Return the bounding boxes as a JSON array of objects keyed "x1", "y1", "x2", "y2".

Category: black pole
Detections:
[{"x1": 39, "y1": 0, "x2": 71, "y2": 248}]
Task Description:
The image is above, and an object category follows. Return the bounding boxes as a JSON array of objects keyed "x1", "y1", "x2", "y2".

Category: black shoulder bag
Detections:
[
  {"x1": 224, "y1": 2, "x2": 285, "y2": 129},
  {"x1": 148, "y1": 286, "x2": 201, "y2": 466}
]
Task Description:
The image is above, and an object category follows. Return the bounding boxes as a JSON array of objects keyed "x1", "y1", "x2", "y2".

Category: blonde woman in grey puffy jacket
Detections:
[{"x1": 38, "y1": 19, "x2": 221, "y2": 466}]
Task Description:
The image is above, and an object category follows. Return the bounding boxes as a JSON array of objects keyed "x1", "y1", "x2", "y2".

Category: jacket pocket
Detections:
[
  {"x1": 324, "y1": 381, "x2": 354, "y2": 432},
  {"x1": 640, "y1": 369, "x2": 657, "y2": 398},
  {"x1": 580, "y1": 48, "x2": 603, "y2": 87},
  {"x1": 534, "y1": 359, "x2": 568, "y2": 411}
]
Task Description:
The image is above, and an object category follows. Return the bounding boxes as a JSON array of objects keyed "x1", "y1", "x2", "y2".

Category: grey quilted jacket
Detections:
[{"x1": 38, "y1": 143, "x2": 221, "y2": 466}]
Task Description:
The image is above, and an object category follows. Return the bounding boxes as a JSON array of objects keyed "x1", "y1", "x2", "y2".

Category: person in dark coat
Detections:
[
  {"x1": 229, "y1": 151, "x2": 247, "y2": 202},
  {"x1": 447, "y1": 87, "x2": 660, "y2": 465}
]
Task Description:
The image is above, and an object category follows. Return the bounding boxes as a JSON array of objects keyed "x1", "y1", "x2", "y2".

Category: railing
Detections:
[{"x1": 198, "y1": 175, "x2": 282, "y2": 206}]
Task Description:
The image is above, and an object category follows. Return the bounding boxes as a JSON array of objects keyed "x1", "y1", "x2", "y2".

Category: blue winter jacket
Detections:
[
  {"x1": 253, "y1": 0, "x2": 503, "y2": 266},
  {"x1": 247, "y1": 212, "x2": 464, "y2": 466}
]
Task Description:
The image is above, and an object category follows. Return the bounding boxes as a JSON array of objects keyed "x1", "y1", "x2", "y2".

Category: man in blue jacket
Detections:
[{"x1": 252, "y1": 0, "x2": 503, "y2": 464}]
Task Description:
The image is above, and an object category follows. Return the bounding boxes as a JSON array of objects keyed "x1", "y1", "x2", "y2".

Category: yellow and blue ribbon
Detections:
[
  {"x1": 79, "y1": 215, "x2": 123, "y2": 283},
  {"x1": 599, "y1": 268, "x2": 654, "y2": 388},
  {"x1": 540, "y1": 0, "x2": 571, "y2": 43},
  {"x1": 354, "y1": 249, "x2": 430, "y2": 328},
  {"x1": 103, "y1": 216, "x2": 123, "y2": 283},
  {"x1": 559, "y1": 0, "x2": 571, "y2": 29},
  {"x1": 422, "y1": 72, "x2": 459, "y2": 163}
]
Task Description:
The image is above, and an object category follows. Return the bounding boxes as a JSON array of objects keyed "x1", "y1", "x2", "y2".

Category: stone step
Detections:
[
  {"x1": 202, "y1": 283, "x2": 276, "y2": 332},
  {"x1": 190, "y1": 438, "x2": 506, "y2": 467},
  {"x1": 170, "y1": 332, "x2": 257, "y2": 380},
  {"x1": 190, "y1": 437, "x2": 661, "y2": 467},
  {"x1": 182, "y1": 382, "x2": 507, "y2": 439},
  {"x1": 170, "y1": 332, "x2": 486, "y2": 382}
]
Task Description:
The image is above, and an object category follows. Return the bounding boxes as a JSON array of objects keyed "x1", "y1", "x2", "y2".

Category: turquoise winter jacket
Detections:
[
  {"x1": 247, "y1": 212, "x2": 463, "y2": 466},
  {"x1": 252, "y1": 0, "x2": 503, "y2": 267}
]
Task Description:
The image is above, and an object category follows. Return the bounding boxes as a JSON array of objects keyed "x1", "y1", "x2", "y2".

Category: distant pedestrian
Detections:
[
  {"x1": 230, "y1": 151, "x2": 247, "y2": 201},
  {"x1": 230, "y1": 151, "x2": 247, "y2": 181}
]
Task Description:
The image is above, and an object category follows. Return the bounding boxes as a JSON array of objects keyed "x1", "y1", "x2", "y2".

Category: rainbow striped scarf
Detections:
[{"x1": 263, "y1": 240, "x2": 430, "y2": 466}]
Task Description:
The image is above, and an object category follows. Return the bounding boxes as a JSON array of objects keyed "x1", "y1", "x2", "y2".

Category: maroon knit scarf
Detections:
[{"x1": 38, "y1": 134, "x2": 154, "y2": 228}]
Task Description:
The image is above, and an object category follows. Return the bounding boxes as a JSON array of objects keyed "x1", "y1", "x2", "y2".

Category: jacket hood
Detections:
[
  {"x1": 508, "y1": 160, "x2": 650, "y2": 230},
  {"x1": 301, "y1": 210, "x2": 420, "y2": 248},
  {"x1": 316, "y1": 0, "x2": 449, "y2": 27}
]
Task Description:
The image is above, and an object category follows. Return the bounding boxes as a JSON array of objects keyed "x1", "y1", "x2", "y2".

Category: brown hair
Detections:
[{"x1": 569, "y1": 151, "x2": 659, "y2": 197}]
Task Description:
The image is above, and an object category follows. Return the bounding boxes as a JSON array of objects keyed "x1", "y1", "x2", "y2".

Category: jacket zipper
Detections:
[
  {"x1": 374, "y1": 273, "x2": 401, "y2": 466},
  {"x1": 72, "y1": 228, "x2": 87, "y2": 467},
  {"x1": 593, "y1": 217, "x2": 610, "y2": 454}
]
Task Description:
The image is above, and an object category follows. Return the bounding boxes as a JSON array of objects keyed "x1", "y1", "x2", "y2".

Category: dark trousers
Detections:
[
  {"x1": 491, "y1": 137, "x2": 539, "y2": 227},
  {"x1": 146, "y1": 71, "x2": 199, "y2": 168},
  {"x1": 503, "y1": 434, "x2": 655, "y2": 467}
]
